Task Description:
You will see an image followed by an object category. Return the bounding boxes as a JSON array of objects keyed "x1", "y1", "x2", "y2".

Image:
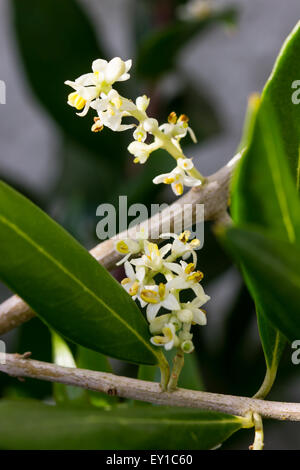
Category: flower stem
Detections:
[
  {"x1": 249, "y1": 413, "x2": 264, "y2": 450},
  {"x1": 157, "y1": 351, "x2": 170, "y2": 391},
  {"x1": 168, "y1": 348, "x2": 185, "y2": 391}
]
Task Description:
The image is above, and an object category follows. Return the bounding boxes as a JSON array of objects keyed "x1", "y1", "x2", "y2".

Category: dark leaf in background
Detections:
[
  {"x1": 11, "y1": 0, "x2": 125, "y2": 163},
  {"x1": 77, "y1": 346, "x2": 117, "y2": 406},
  {"x1": 221, "y1": 225, "x2": 300, "y2": 343},
  {"x1": 136, "y1": 8, "x2": 237, "y2": 80}
]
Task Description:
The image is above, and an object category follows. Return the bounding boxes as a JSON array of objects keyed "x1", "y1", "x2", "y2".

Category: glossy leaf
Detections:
[
  {"x1": 0, "y1": 181, "x2": 160, "y2": 365},
  {"x1": 136, "y1": 9, "x2": 237, "y2": 79},
  {"x1": 0, "y1": 400, "x2": 244, "y2": 450},
  {"x1": 220, "y1": 226, "x2": 300, "y2": 343},
  {"x1": 262, "y1": 20, "x2": 300, "y2": 177},
  {"x1": 231, "y1": 92, "x2": 300, "y2": 392}
]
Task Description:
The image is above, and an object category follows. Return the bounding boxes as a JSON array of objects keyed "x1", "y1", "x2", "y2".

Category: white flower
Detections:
[
  {"x1": 160, "y1": 230, "x2": 201, "y2": 264},
  {"x1": 127, "y1": 141, "x2": 154, "y2": 164},
  {"x1": 65, "y1": 57, "x2": 132, "y2": 116},
  {"x1": 175, "y1": 297, "x2": 207, "y2": 326},
  {"x1": 140, "y1": 283, "x2": 180, "y2": 322},
  {"x1": 159, "y1": 112, "x2": 197, "y2": 144},
  {"x1": 115, "y1": 232, "x2": 147, "y2": 265},
  {"x1": 132, "y1": 117, "x2": 159, "y2": 145},
  {"x1": 91, "y1": 90, "x2": 135, "y2": 132},
  {"x1": 150, "y1": 322, "x2": 179, "y2": 351},
  {"x1": 181, "y1": 298, "x2": 207, "y2": 326},
  {"x1": 153, "y1": 160, "x2": 201, "y2": 196},
  {"x1": 165, "y1": 260, "x2": 210, "y2": 300},
  {"x1": 131, "y1": 241, "x2": 171, "y2": 271},
  {"x1": 149, "y1": 314, "x2": 171, "y2": 334},
  {"x1": 121, "y1": 261, "x2": 146, "y2": 302}
]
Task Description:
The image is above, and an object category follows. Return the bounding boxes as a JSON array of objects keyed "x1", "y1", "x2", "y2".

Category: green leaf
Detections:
[
  {"x1": 0, "y1": 180, "x2": 160, "y2": 366},
  {"x1": 231, "y1": 90, "x2": 300, "y2": 394},
  {"x1": 51, "y1": 332, "x2": 89, "y2": 404},
  {"x1": 136, "y1": 9, "x2": 237, "y2": 80},
  {"x1": 11, "y1": 0, "x2": 124, "y2": 162},
  {"x1": 220, "y1": 225, "x2": 300, "y2": 343},
  {"x1": 262, "y1": 21, "x2": 300, "y2": 177},
  {"x1": 0, "y1": 400, "x2": 245, "y2": 450},
  {"x1": 232, "y1": 98, "x2": 300, "y2": 240}
]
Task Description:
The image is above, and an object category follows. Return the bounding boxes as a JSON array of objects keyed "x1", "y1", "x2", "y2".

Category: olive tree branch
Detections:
[
  {"x1": 0, "y1": 152, "x2": 241, "y2": 335},
  {"x1": 0, "y1": 353, "x2": 300, "y2": 422}
]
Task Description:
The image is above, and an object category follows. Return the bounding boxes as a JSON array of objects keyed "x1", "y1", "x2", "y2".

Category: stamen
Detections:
[
  {"x1": 185, "y1": 263, "x2": 195, "y2": 274},
  {"x1": 140, "y1": 289, "x2": 159, "y2": 304},
  {"x1": 168, "y1": 111, "x2": 177, "y2": 124},
  {"x1": 179, "y1": 230, "x2": 191, "y2": 243}
]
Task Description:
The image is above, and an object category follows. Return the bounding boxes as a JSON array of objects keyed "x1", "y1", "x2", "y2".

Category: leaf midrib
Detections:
[
  {"x1": 260, "y1": 115, "x2": 296, "y2": 243},
  {"x1": 0, "y1": 215, "x2": 157, "y2": 361}
]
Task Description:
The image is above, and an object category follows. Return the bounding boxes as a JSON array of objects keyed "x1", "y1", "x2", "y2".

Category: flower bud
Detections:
[
  {"x1": 181, "y1": 340, "x2": 194, "y2": 354},
  {"x1": 136, "y1": 95, "x2": 150, "y2": 112},
  {"x1": 177, "y1": 309, "x2": 193, "y2": 323},
  {"x1": 105, "y1": 57, "x2": 126, "y2": 84}
]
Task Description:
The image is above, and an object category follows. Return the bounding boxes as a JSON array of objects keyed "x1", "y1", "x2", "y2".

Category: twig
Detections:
[
  {"x1": 0, "y1": 152, "x2": 241, "y2": 335},
  {"x1": 1, "y1": 353, "x2": 300, "y2": 422}
]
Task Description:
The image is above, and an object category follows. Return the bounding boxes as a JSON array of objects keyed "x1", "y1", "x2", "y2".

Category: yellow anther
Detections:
[
  {"x1": 140, "y1": 289, "x2": 159, "y2": 304},
  {"x1": 158, "y1": 283, "x2": 166, "y2": 300},
  {"x1": 116, "y1": 240, "x2": 129, "y2": 254},
  {"x1": 168, "y1": 111, "x2": 177, "y2": 124},
  {"x1": 187, "y1": 271, "x2": 204, "y2": 283},
  {"x1": 185, "y1": 263, "x2": 195, "y2": 274},
  {"x1": 152, "y1": 336, "x2": 166, "y2": 345},
  {"x1": 91, "y1": 117, "x2": 104, "y2": 133},
  {"x1": 189, "y1": 238, "x2": 200, "y2": 248},
  {"x1": 175, "y1": 183, "x2": 183, "y2": 195},
  {"x1": 133, "y1": 157, "x2": 140, "y2": 164},
  {"x1": 129, "y1": 281, "x2": 139, "y2": 296},
  {"x1": 179, "y1": 230, "x2": 191, "y2": 243},
  {"x1": 178, "y1": 114, "x2": 189, "y2": 123},
  {"x1": 163, "y1": 177, "x2": 175, "y2": 184},
  {"x1": 68, "y1": 92, "x2": 86, "y2": 110},
  {"x1": 162, "y1": 326, "x2": 173, "y2": 341},
  {"x1": 121, "y1": 278, "x2": 131, "y2": 285}
]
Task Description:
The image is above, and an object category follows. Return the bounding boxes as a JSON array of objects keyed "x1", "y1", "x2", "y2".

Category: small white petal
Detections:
[
  {"x1": 92, "y1": 59, "x2": 108, "y2": 72},
  {"x1": 146, "y1": 303, "x2": 161, "y2": 322},
  {"x1": 162, "y1": 294, "x2": 180, "y2": 311},
  {"x1": 124, "y1": 261, "x2": 135, "y2": 279}
]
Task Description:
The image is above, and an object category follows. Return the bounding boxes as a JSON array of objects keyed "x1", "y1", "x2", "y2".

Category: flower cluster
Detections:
[
  {"x1": 65, "y1": 57, "x2": 204, "y2": 196},
  {"x1": 115, "y1": 230, "x2": 210, "y2": 353}
]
